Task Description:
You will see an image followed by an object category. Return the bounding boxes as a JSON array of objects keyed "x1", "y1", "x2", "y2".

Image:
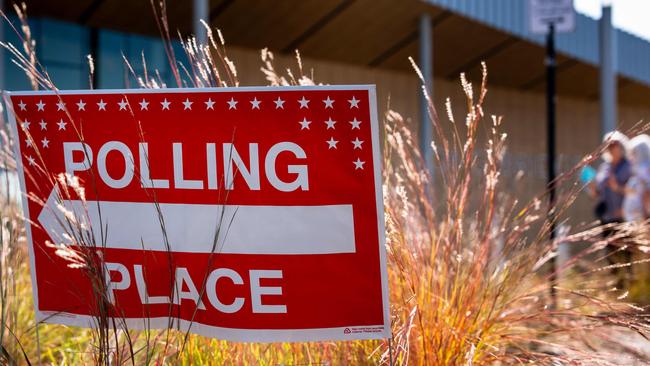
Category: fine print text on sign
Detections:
[
  {"x1": 5, "y1": 86, "x2": 390, "y2": 342},
  {"x1": 528, "y1": 0, "x2": 576, "y2": 34}
]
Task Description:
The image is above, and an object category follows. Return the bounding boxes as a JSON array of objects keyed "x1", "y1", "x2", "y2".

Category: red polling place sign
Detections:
[{"x1": 5, "y1": 86, "x2": 390, "y2": 342}]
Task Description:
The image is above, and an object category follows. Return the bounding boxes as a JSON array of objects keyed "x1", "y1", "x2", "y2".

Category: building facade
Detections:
[{"x1": 4, "y1": 0, "x2": 650, "y2": 224}]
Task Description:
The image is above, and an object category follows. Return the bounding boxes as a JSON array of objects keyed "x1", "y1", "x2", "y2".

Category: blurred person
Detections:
[
  {"x1": 590, "y1": 131, "x2": 631, "y2": 224},
  {"x1": 589, "y1": 131, "x2": 632, "y2": 285},
  {"x1": 622, "y1": 134, "x2": 650, "y2": 299},
  {"x1": 623, "y1": 134, "x2": 650, "y2": 222}
]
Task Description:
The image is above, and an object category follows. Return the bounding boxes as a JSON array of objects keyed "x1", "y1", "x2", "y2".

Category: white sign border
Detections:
[{"x1": 4, "y1": 85, "x2": 391, "y2": 343}]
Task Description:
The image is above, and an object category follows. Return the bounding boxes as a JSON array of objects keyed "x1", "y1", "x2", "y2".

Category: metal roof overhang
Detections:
[{"x1": 16, "y1": 0, "x2": 650, "y2": 107}]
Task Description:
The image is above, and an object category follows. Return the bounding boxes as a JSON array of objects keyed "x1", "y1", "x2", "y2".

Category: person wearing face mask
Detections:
[
  {"x1": 589, "y1": 131, "x2": 632, "y2": 285},
  {"x1": 621, "y1": 134, "x2": 650, "y2": 298}
]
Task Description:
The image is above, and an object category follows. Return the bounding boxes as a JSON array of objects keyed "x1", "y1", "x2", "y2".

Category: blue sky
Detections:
[{"x1": 574, "y1": 0, "x2": 650, "y2": 40}]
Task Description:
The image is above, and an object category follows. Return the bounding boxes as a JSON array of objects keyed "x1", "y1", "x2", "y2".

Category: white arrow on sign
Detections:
[{"x1": 38, "y1": 189, "x2": 356, "y2": 255}]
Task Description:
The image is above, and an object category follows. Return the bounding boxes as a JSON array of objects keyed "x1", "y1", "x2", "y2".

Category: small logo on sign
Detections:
[{"x1": 344, "y1": 328, "x2": 351, "y2": 334}]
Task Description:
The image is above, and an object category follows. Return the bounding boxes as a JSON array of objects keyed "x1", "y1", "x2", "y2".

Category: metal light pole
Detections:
[
  {"x1": 528, "y1": 0, "x2": 575, "y2": 307},
  {"x1": 546, "y1": 23, "x2": 558, "y2": 304}
]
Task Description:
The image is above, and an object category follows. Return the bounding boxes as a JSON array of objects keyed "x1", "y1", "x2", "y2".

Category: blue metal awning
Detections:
[{"x1": 425, "y1": 0, "x2": 650, "y2": 86}]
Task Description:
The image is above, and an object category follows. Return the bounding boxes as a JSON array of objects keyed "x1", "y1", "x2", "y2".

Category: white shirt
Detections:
[{"x1": 623, "y1": 162, "x2": 650, "y2": 222}]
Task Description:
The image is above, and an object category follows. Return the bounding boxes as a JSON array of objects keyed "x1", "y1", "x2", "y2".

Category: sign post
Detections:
[
  {"x1": 546, "y1": 23, "x2": 558, "y2": 302},
  {"x1": 5, "y1": 86, "x2": 390, "y2": 342},
  {"x1": 529, "y1": 0, "x2": 575, "y2": 304}
]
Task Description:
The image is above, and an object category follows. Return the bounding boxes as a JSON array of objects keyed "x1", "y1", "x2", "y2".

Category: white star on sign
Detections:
[
  {"x1": 161, "y1": 99, "x2": 171, "y2": 110},
  {"x1": 227, "y1": 97, "x2": 238, "y2": 110},
  {"x1": 205, "y1": 98, "x2": 215, "y2": 110},
  {"x1": 183, "y1": 98, "x2": 193, "y2": 110},
  {"x1": 76, "y1": 99, "x2": 86, "y2": 111},
  {"x1": 139, "y1": 99, "x2": 149, "y2": 110},
  {"x1": 250, "y1": 97, "x2": 261, "y2": 109},
  {"x1": 26, "y1": 155, "x2": 35, "y2": 166},
  {"x1": 326, "y1": 137, "x2": 338, "y2": 149},
  {"x1": 97, "y1": 99, "x2": 107, "y2": 111},
  {"x1": 57, "y1": 118, "x2": 67, "y2": 130},
  {"x1": 325, "y1": 117, "x2": 336, "y2": 129},
  {"x1": 350, "y1": 118, "x2": 361, "y2": 129},
  {"x1": 352, "y1": 137, "x2": 364, "y2": 149},
  {"x1": 36, "y1": 100, "x2": 45, "y2": 111},
  {"x1": 298, "y1": 96, "x2": 309, "y2": 109},
  {"x1": 39, "y1": 119, "x2": 47, "y2": 130},
  {"x1": 18, "y1": 100, "x2": 26, "y2": 111},
  {"x1": 348, "y1": 96, "x2": 360, "y2": 108},
  {"x1": 21, "y1": 120, "x2": 30, "y2": 130},
  {"x1": 56, "y1": 101, "x2": 65, "y2": 111},
  {"x1": 323, "y1": 96, "x2": 334, "y2": 109},
  {"x1": 299, "y1": 117, "x2": 311, "y2": 130},
  {"x1": 274, "y1": 97, "x2": 285, "y2": 109},
  {"x1": 41, "y1": 137, "x2": 49, "y2": 148},
  {"x1": 118, "y1": 99, "x2": 128, "y2": 110},
  {"x1": 25, "y1": 139, "x2": 33, "y2": 148},
  {"x1": 353, "y1": 158, "x2": 365, "y2": 170}
]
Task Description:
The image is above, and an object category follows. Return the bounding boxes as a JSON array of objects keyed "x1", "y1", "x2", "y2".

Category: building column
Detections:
[
  {"x1": 193, "y1": 0, "x2": 209, "y2": 45},
  {"x1": 0, "y1": 0, "x2": 4, "y2": 91},
  {"x1": 599, "y1": 5, "x2": 616, "y2": 135},
  {"x1": 419, "y1": 13, "x2": 434, "y2": 175}
]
